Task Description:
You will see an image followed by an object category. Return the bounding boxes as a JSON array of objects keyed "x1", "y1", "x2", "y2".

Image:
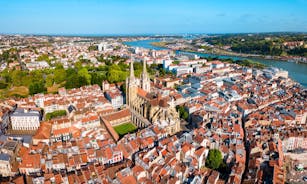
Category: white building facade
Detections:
[{"x1": 10, "y1": 108, "x2": 41, "y2": 131}]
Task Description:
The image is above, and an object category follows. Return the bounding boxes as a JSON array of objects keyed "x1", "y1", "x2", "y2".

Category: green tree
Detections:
[
  {"x1": 120, "y1": 83, "x2": 126, "y2": 94},
  {"x1": 10, "y1": 70, "x2": 26, "y2": 86},
  {"x1": 77, "y1": 68, "x2": 91, "y2": 85},
  {"x1": 0, "y1": 69, "x2": 11, "y2": 84},
  {"x1": 54, "y1": 65, "x2": 66, "y2": 84},
  {"x1": 88, "y1": 45, "x2": 98, "y2": 51},
  {"x1": 118, "y1": 61, "x2": 128, "y2": 71},
  {"x1": 45, "y1": 74, "x2": 54, "y2": 87},
  {"x1": 45, "y1": 110, "x2": 67, "y2": 120},
  {"x1": 90, "y1": 72, "x2": 106, "y2": 86},
  {"x1": 96, "y1": 54, "x2": 105, "y2": 63},
  {"x1": 119, "y1": 71, "x2": 128, "y2": 81},
  {"x1": 65, "y1": 74, "x2": 79, "y2": 89},
  {"x1": 37, "y1": 54, "x2": 50, "y2": 62},
  {"x1": 206, "y1": 149, "x2": 223, "y2": 170},
  {"x1": 29, "y1": 81, "x2": 47, "y2": 95},
  {"x1": 65, "y1": 68, "x2": 79, "y2": 89},
  {"x1": 107, "y1": 70, "x2": 120, "y2": 83},
  {"x1": 0, "y1": 82, "x2": 8, "y2": 89},
  {"x1": 177, "y1": 106, "x2": 189, "y2": 120},
  {"x1": 105, "y1": 63, "x2": 129, "y2": 83},
  {"x1": 30, "y1": 70, "x2": 44, "y2": 83},
  {"x1": 108, "y1": 64, "x2": 121, "y2": 71},
  {"x1": 74, "y1": 61, "x2": 83, "y2": 69}
]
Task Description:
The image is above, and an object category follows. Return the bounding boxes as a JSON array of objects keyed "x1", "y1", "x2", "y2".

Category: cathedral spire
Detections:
[
  {"x1": 141, "y1": 60, "x2": 150, "y2": 92},
  {"x1": 130, "y1": 58, "x2": 135, "y2": 79},
  {"x1": 126, "y1": 58, "x2": 137, "y2": 106},
  {"x1": 143, "y1": 60, "x2": 147, "y2": 74}
]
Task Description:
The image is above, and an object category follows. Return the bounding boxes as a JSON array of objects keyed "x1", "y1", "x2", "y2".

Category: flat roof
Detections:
[
  {"x1": 11, "y1": 108, "x2": 40, "y2": 117},
  {"x1": 2, "y1": 140, "x2": 18, "y2": 151},
  {"x1": 0, "y1": 153, "x2": 10, "y2": 161}
]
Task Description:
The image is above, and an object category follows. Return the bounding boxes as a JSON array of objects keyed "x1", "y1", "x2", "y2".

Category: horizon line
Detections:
[{"x1": 0, "y1": 31, "x2": 306, "y2": 37}]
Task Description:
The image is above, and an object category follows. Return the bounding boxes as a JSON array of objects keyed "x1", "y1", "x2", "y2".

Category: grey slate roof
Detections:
[{"x1": 0, "y1": 153, "x2": 10, "y2": 161}]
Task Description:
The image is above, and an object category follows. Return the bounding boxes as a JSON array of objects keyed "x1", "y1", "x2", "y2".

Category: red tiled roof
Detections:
[
  {"x1": 81, "y1": 115, "x2": 99, "y2": 124},
  {"x1": 194, "y1": 147, "x2": 205, "y2": 157},
  {"x1": 33, "y1": 122, "x2": 51, "y2": 140},
  {"x1": 101, "y1": 118, "x2": 119, "y2": 142},
  {"x1": 104, "y1": 147, "x2": 113, "y2": 160},
  {"x1": 102, "y1": 108, "x2": 131, "y2": 122},
  {"x1": 53, "y1": 127, "x2": 71, "y2": 136},
  {"x1": 19, "y1": 153, "x2": 40, "y2": 169},
  {"x1": 120, "y1": 175, "x2": 137, "y2": 184},
  {"x1": 81, "y1": 153, "x2": 88, "y2": 163},
  {"x1": 137, "y1": 88, "x2": 148, "y2": 98},
  {"x1": 132, "y1": 165, "x2": 145, "y2": 175}
]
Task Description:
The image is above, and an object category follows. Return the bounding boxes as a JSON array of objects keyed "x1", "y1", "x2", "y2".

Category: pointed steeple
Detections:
[
  {"x1": 126, "y1": 58, "x2": 137, "y2": 106},
  {"x1": 141, "y1": 60, "x2": 150, "y2": 92},
  {"x1": 142, "y1": 60, "x2": 147, "y2": 74},
  {"x1": 130, "y1": 59, "x2": 135, "y2": 79}
]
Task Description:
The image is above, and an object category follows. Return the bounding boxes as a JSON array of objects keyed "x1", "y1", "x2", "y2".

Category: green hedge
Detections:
[{"x1": 45, "y1": 110, "x2": 67, "y2": 120}]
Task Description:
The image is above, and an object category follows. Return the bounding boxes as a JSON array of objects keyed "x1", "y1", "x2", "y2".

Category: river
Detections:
[{"x1": 125, "y1": 39, "x2": 307, "y2": 87}]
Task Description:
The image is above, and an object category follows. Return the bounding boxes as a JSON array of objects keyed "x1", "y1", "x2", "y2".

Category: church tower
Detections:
[
  {"x1": 141, "y1": 60, "x2": 150, "y2": 92},
  {"x1": 126, "y1": 59, "x2": 138, "y2": 106}
]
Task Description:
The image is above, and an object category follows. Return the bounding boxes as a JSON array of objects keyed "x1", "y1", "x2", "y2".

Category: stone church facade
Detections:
[{"x1": 126, "y1": 60, "x2": 180, "y2": 135}]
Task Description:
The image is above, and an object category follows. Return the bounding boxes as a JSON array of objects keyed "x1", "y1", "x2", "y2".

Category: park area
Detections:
[{"x1": 113, "y1": 123, "x2": 137, "y2": 137}]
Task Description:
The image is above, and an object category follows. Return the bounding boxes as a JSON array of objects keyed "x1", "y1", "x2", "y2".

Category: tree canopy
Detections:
[
  {"x1": 203, "y1": 33, "x2": 307, "y2": 57},
  {"x1": 205, "y1": 149, "x2": 223, "y2": 170},
  {"x1": 177, "y1": 105, "x2": 189, "y2": 121},
  {"x1": 45, "y1": 110, "x2": 67, "y2": 120},
  {"x1": 29, "y1": 81, "x2": 47, "y2": 95},
  {"x1": 54, "y1": 65, "x2": 66, "y2": 84}
]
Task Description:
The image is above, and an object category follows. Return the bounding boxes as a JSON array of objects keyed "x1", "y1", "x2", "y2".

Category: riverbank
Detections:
[
  {"x1": 195, "y1": 49, "x2": 307, "y2": 64},
  {"x1": 152, "y1": 42, "x2": 307, "y2": 64},
  {"x1": 151, "y1": 42, "x2": 168, "y2": 48},
  {"x1": 178, "y1": 49, "x2": 290, "y2": 63},
  {"x1": 125, "y1": 39, "x2": 307, "y2": 87}
]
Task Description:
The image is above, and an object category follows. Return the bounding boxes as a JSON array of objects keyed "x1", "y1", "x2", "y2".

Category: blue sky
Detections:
[{"x1": 0, "y1": 0, "x2": 306, "y2": 35}]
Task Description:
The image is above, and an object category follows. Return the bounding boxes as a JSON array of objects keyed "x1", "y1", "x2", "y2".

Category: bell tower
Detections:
[
  {"x1": 141, "y1": 60, "x2": 150, "y2": 92},
  {"x1": 126, "y1": 59, "x2": 138, "y2": 106}
]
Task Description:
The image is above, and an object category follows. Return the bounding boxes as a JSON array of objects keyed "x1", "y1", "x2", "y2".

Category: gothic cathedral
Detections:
[{"x1": 126, "y1": 60, "x2": 180, "y2": 135}]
